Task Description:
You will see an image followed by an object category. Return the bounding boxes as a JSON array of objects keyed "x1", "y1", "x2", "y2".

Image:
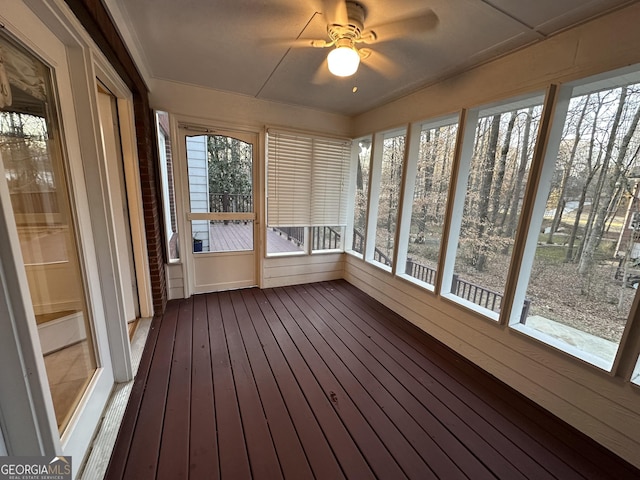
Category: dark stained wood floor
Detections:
[{"x1": 105, "y1": 280, "x2": 640, "y2": 479}]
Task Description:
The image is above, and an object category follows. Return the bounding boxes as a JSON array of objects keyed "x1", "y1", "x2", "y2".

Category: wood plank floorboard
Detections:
[
  {"x1": 157, "y1": 299, "x2": 193, "y2": 480},
  {"x1": 209, "y1": 223, "x2": 302, "y2": 253},
  {"x1": 189, "y1": 294, "x2": 219, "y2": 479},
  {"x1": 293, "y1": 283, "x2": 520, "y2": 480},
  {"x1": 105, "y1": 280, "x2": 640, "y2": 480},
  {"x1": 122, "y1": 299, "x2": 179, "y2": 479},
  {"x1": 333, "y1": 281, "x2": 594, "y2": 476},
  {"x1": 104, "y1": 310, "x2": 164, "y2": 479},
  {"x1": 229, "y1": 290, "x2": 315, "y2": 480},
  {"x1": 278, "y1": 289, "x2": 462, "y2": 478},
  {"x1": 206, "y1": 293, "x2": 252, "y2": 479},
  {"x1": 307, "y1": 282, "x2": 559, "y2": 479},
  {"x1": 249, "y1": 288, "x2": 373, "y2": 479},
  {"x1": 334, "y1": 280, "x2": 638, "y2": 480},
  {"x1": 322, "y1": 282, "x2": 574, "y2": 479}
]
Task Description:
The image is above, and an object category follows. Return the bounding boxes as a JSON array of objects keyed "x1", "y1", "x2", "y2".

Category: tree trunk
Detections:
[
  {"x1": 504, "y1": 108, "x2": 534, "y2": 238},
  {"x1": 475, "y1": 114, "x2": 501, "y2": 271},
  {"x1": 547, "y1": 96, "x2": 590, "y2": 244},
  {"x1": 425, "y1": 128, "x2": 439, "y2": 220},
  {"x1": 577, "y1": 151, "x2": 607, "y2": 262},
  {"x1": 434, "y1": 127, "x2": 453, "y2": 223},
  {"x1": 579, "y1": 87, "x2": 634, "y2": 275},
  {"x1": 356, "y1": 155, "x2": 363, "y2": 190},
  {"x1": 490, "y1": 112, "x2": 516, "y2": 224},
  {"x1": 567, "y1": 96, "x2": 603, "y2": 262},
  {"x1": 565, "y1": 181, "x2": 591, "y2": 262}
]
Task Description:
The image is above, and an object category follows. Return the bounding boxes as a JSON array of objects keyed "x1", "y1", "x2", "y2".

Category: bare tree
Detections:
[
  {"x1": 579, "y1": 87, "x2": 640, "y2": 276},
  {"x1": 547, "y1": 95, "x2": 590, "y2": 244},
  {"x1": 490, "y1": 112, "x2": 516, "y2": 224},
  {"x1": 473, "y1": 114, "x2": 500, "y2": 271}
]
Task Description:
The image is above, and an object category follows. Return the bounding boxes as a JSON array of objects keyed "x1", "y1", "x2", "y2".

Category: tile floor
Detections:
[{"x1": 43, "y1": 340, "x2": 95, "y2": 430}]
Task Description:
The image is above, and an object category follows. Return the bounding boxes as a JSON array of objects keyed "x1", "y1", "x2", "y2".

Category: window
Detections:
[
  {"x1": 397, "y1": 118, "x2": 458, "y2": 289},
  {"x1": 512, "y1": 70, "x2": 640, "y2": 369},
  {"x1": 266, "y1": 129, "x2": 351, "y2": 255},
  {"x1": 368, "y1": 128, "x2": 406, "y2": 269},
  {"x1": 156, "y1": 111, "x2": 179, "y2": 261},
  {"x1": 312, "y1": 226, "x2": 344, "y2": 252},
  {"x1": 445, "y1": 96, "x2": 544, "y2": 319},
  {"x1": 633, "y1": 356, "x2": 640, "y2": 386},
  {"x1": 267, "y1": 226, "x2": 305, "y2": 255},
  {"x1": 348, "y1": 136, "x2": 371, "y2": 256}
]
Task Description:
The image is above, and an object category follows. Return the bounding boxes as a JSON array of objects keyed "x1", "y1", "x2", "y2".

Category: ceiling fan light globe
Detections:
[{"x1": 327, "y1": 46, "x2": 360, "y2": 77}]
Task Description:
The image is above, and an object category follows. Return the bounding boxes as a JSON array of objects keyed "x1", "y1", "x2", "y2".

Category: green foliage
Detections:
[
  {"x1": 207, "y1": 136, "x2": 252, "y2": 193},
  {"x1": 207, "y1": 135, "x2": 253, "y2": 212}
]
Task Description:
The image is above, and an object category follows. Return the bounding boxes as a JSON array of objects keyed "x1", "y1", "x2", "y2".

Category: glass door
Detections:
[
  {"x1": 181, "y1": 129, "x2": 258, "y2": 293},
  {"x1": 0, "y1": 27, "x2": 114, "y2": 458}
]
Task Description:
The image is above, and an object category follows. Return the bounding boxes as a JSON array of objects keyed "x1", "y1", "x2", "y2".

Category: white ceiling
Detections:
[{"x1": 106, "y1": 0, "x2": 634, "y2": 116}]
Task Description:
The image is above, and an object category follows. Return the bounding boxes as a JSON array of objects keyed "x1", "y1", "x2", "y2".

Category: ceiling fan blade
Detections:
[
  {"x1": 361, "y1": 50, "x2": 401, "y2": 79},
  {"x1": 311, "y1": 57, "x2": 333, "y2": 85},
  {"x1": 361, "y1": 9, "x2": 439, "y2": 43},
  {"x1": 322, "y1": 0, "x2": 348, "y2": 25},
  {"x1": 264, "y1": 37, "x2": 331, "y2": 48}
]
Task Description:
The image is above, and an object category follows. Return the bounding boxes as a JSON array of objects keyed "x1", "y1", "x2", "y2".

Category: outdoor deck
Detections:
[
  {"x1": 104, "y1": 280, "x2": 639, "y2": 479},
  {"x1": 208, "y1": 223, "x2": 302, "y2": 253}
]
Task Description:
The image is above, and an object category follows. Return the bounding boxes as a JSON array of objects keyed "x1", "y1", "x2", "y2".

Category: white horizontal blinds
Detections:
[
  {"x1": 311, "y1": 136, "x2": 350, "y2": 226},
  {"x1": 267, "y1": 129, "x2": 351, "y2": 227},
  {"x1": 267, "y1": 131, "x2": 312, "y2": 226}
]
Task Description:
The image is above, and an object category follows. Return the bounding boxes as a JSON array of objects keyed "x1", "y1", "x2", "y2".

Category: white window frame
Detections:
[
  {"x1": 396, "y1": 114, "x2": 461, "y2": 293},
  {"x1": 265, "y1": 128, "x2": 351, "y2": 258},
  {"x1": 507, "y1": 67, "x2": 640, "y2": 372},
  {"x1": 266, "y1": 128, "x2": 351, "y2": 228},
  {"x1": 366, "y1": 126, "x2": 407, "y2": 272},
  {"x1": 345, "y1": 137, "x2": 369, "y2": 258},
  {"x1": 632, "y1": 355, "x2": 640, "y2": 385},
  {"x1": 440, "y1": 92, "x2": 546, "y2": 322}
]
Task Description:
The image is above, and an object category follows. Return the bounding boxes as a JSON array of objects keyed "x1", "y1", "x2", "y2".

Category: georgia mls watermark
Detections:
[{"x1": 0, "y1": 456, "x2": 71, "y2": 480}]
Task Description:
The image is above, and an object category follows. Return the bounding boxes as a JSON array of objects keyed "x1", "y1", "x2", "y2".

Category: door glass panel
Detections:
[
  {"x1": 186, "y1": 134, "x2": 254, "y2": 253},
  {"x1": 209, "y1": 220, "x2": 253, "y2": 252},
  {"x1": 0, "y1": 33, "x2": 96, "y2": 431}
]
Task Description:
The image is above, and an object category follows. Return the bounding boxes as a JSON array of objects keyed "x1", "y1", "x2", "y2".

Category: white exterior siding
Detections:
[{"x1": 186, "y1": 135, "x2": 209, "y2": 251}]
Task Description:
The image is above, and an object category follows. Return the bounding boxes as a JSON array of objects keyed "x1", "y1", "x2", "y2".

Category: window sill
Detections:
[
  {"x1": 397, "y1": 273, "x2": 435, "y2": 293},
  {"x1": 367, "y1": 259, "x2": 392, "y2": 274},
  {"x1": 442, "y1": 293, "x2": 500, "y2": 322},
  {"x1": 509, "y1": 322, "x2": 615, "y2": 372},
  {"x1": 265, "y1": 251, "x2": 306, "y2": 259}
]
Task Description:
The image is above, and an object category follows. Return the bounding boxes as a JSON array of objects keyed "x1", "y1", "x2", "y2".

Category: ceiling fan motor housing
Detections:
[{"x1": 328, "y1": 1, "x2": 366, "y2": 42}]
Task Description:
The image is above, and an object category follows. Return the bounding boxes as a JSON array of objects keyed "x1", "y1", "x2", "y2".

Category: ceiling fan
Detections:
[{"x1": 292, "y1": 0, "x2": 439, "y2": 78}]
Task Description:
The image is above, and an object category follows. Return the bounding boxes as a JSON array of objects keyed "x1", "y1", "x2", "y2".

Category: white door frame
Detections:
[
  {"x1": 93, "y1": 63, "x2": 153, "y2": 321},
  {"x1": 0, "y1": 0, "x2": 143, "y2": 471},
  {"x1": 174, "y1": 120, "x2": 261, "y2": 295}
]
